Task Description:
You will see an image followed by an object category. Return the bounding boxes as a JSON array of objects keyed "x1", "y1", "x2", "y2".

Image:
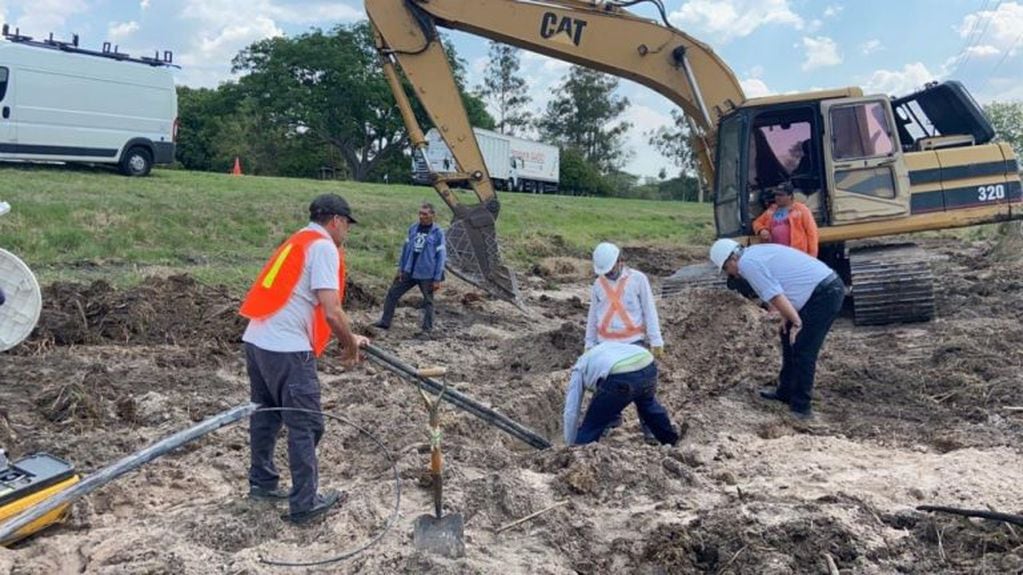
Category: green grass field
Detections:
[{"x1": 0, "y1": 165, "x2": 714, "y2": 291}]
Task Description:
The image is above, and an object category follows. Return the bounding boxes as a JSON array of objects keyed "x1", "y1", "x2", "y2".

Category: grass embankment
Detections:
[{"x1": 0, "y1": 165, "x2": 714, "y2": 291}]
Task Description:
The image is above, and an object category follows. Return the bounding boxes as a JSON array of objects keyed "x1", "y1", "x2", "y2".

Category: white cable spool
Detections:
[{"x1": 0, "y1": 248, "x2": 42, "y2": 352}]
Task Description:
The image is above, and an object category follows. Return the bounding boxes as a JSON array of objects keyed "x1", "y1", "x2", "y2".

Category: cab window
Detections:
[
  {"x1": 830, "y1": 102, "x2": 895, "y2": 160},
  {"x1": 0, "y1": 67, "x2": 8, "y2": 102}
]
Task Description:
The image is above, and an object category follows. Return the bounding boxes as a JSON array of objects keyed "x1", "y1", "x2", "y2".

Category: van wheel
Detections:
[{"x1": 120, "y1": 146, "x2": 153, "y2": 177}]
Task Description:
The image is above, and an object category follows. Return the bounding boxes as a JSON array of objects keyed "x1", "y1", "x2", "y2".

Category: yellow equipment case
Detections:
[{"x1": 0, "y1": 452, "x2": 80, "y2": 545}]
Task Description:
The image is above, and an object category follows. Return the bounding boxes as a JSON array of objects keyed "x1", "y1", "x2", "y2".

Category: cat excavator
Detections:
[{"x1": 366, "y1": 0, "x2": 1021, "y2": 325}]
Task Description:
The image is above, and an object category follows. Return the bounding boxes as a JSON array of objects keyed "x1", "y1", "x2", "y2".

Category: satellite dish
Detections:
[{"x1": 0, "y1": 248, "x2": 42, "y2": 352}]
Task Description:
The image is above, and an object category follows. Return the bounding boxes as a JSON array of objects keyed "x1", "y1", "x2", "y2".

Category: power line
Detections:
[
  {"x1": 989, "y1": 31, "x2": 1023, "y2": 77},
  {"x1": 951, "y1": 0, "x2": 991, "y2": 77},
  {"x1": 957, "y1": 0, "x2": 1003, "y2": 75}
]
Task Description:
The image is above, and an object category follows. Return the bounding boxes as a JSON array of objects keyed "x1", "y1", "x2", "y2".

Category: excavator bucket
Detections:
[
  {"x1": 444, "y1": 201, "x2": 521, "y2": 305},
  {"x1": 660, "y1": 262, "x2": 728, "y2": 298}
]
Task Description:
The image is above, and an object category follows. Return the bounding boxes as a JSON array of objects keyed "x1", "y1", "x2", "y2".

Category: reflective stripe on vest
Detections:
[
  {"x1": 597, "y1": 273, "x2": 645, "y2": 341},
  {"x1": 239, "y1": 229, "x2": 346, "y2": 357}
]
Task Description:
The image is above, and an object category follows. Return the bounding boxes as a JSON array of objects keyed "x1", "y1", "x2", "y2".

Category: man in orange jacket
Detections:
[
  {"x1": 753, "y1": 185, "x2": 819, "y2": 257},
  {"x1": 239, "y1": 194, "x2": 369, "y2": 524}
]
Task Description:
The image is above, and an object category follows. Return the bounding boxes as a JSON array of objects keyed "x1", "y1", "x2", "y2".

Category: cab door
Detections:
[
  {"x1": 0, "y1": 66, "x2": 15, "y2": 154},
  {"x1": 822, "y1": 97, "x2": 910, "y2": 223}
]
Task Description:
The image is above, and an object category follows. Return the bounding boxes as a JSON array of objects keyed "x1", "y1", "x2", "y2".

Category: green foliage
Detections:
[
  {"x1": 537, "y1": 66, "x2": 631, "y2": 173},
  {"x1": 478, "y1": 42, "x2": 532, "y2": 135},
  {"x1": 985, "y1": 101, "x2": 1023, "y2": 160},
  {"x1": 558, "y1": 148, "x2": 612, "y2": 196},
  {"x1": 173, "y1": 22, "x2": 492, "y2": 182}
]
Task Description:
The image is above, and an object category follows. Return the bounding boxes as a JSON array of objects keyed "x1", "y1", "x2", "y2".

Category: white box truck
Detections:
[
  {"x1": 0, "y1": 27, "x2": 177, "y2": 176},
  {"x1": 413, "y1": 127, "x2": 559, "y2": 193}
]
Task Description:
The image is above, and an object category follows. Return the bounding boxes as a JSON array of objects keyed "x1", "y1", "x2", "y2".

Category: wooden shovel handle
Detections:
[{"x1": 417, "y1": 366, "x2": 447, "y2": 378}]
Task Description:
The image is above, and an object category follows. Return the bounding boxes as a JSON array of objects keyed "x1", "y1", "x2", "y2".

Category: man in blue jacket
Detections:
[{"x1": 373, "y1": 202, "x2": 446, "y2": 334}]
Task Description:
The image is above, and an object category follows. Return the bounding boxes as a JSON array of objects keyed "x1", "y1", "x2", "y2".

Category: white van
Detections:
[{"x1": 0, "y1": 28, "x2": 177, "y2": 176}]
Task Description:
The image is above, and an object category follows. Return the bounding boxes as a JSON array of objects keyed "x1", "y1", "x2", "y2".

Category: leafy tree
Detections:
[
  {"x1": 558, "y1": 148, "x2": 612, "y2": 196},
  {"x1": 175, "y1": 84, "x2": 245, "y2": 171},
  {"x1": 231, "y1": 23, "x2": 492, "y2": 181},
  {"x1": 478, "y1": 42, "x2": 531, "y2": 135},
  {"x1": 985, "y1": 101, "x2": 1023, "y2": 159},
  {"x1": 537, "y1": 66, "x2": 631, "y2": 173}
]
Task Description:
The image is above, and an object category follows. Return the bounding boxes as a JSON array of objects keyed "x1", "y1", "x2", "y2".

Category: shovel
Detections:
[{"x1": 411, "y1": 366, "x2": 465, "y2": 558}]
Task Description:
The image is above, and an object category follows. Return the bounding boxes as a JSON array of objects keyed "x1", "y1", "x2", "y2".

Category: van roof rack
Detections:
[{"x1": 1, "y1": 24, "x2": 179, "y2": 68}]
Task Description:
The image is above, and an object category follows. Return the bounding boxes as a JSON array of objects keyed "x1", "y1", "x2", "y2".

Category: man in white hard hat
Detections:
[
  {"x1": 586, "y1": 242, "x2": 664, "y2": 441},
  {"x1": 709, "y1": 239, "x2": 844, "y2": 420}
]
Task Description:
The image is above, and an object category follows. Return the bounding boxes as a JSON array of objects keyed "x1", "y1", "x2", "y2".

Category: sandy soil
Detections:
[{"x1": 1, "y1": 238, "x2": 1021, "y2": 574}]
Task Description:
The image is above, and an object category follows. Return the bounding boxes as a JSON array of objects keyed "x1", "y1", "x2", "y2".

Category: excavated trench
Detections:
[{"x1": 1, "y1": 238, "x2": 1022, "y2": 574}]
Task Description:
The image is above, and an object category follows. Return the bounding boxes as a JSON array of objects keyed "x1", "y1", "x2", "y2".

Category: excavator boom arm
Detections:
[{"x1": 366, "y1": 0, "x2": 745, "y2": 302}]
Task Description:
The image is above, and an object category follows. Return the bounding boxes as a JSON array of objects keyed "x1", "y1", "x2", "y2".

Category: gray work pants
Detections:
[{"x1": 245, "y1": 343, "x2": 325, "y2": 515}]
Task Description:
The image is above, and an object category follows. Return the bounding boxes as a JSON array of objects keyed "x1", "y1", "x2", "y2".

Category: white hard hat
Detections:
[
  {"x1": 592, "y1": 242, "x2": 620, "y2": 275},
  {"x1": 709, "y1": 238, "x2": 741, "y2": 271}
]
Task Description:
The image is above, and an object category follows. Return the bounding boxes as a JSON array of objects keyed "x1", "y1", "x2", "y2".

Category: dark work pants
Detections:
[
  {"x1": 246, "y1": 343, "x2": 325, "y2": 515},
  {"x1": 776, "y1": 275, "x2": 845, "y2": 413},
  {"x1": 575, "y1": 363, "x2": 678, "y2": 445},
  {"x1": 378, "y1": 275, "x2": 434, "y2": 331}
]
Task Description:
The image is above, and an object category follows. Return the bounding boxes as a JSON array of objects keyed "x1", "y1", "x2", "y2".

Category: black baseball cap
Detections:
[{"x1": 309, "y1": 193, "x2": 357, "y2": 224}]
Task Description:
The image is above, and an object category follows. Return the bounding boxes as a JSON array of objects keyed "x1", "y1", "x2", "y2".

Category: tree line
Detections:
[{"x1": 174, "y1": 23, "x2": 699, "y2": 200}]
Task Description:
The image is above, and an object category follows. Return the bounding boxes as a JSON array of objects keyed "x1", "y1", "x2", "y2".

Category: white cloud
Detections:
[
  {"x1": 801, "y1": 36, "x2": 842, "y2": 71},
  {"x1": 965, "y1": 44, "x2": 1001, "y2": 58},
  {"x1": 669, "y1": 0, "x2": 803, "y2": 43},
  {"x1": 955, "y1": 2, "x2": 1023, "y2": 53},
  {"x1": 740, "y1": 77, "x2": 772, "y2": 97},
  {"x1": 863, "y1": 62, "x2": 935, "y2": 96},
  {"x1": 6, "y1": 0, "x2": 88, "y2": 36},
  {"x1": 140, "y1": 0, "x2": 150, "y2": 9},
  {"x1": 860, "y1": 39, "x2": 883, "y2": 55},
  {"x1": 107, "y1": 21, "x2": 139, "y2": 41},
  {"x1": 823, "y1": 5, "x2": 843, "y2": 18},
  {"x1": 622, "y1": 103, "x2": 675, "y2": 177},
  {"x1": 175, "y1": 1, "x2": 362, "y2": 87}
]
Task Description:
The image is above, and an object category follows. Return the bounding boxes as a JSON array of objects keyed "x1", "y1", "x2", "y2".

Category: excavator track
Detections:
[{"x1": 849, "y1": 243, "x2": 934, "y2": 326}]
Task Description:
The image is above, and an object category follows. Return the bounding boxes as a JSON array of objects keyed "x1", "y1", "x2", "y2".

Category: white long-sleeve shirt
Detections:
[
  {"x1": 585, "y1": 267, "x2": 663, "y2": 349},
  {"x1": 563, "y1": 342, "x2": 654, "y2": 445}
]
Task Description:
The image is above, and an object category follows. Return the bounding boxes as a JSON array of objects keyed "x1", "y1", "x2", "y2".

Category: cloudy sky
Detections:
[{"x1": 2, "y1": 0, "x2": 1020, "y2": 177}]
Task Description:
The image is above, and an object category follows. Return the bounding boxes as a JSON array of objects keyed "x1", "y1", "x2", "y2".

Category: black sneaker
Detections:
[
  {"x1": 789, "y1": 408, "x2": 814, "y2": 422},
  {"x1": 758, "y1": 388, "x2": 788, "y2": 403},
  {"x1": 249, "y1": 486, "x2": 289, "y2": 501},
  {"x1": 371, "y1": 321, "x2": 390, "y2": 330},
  {"x1": 286, "y1": 490, "x2": 345, "y2": 525}
]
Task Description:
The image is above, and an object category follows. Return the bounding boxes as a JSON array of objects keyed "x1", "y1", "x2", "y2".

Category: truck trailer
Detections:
[{"x1": 413, "y1": 127, "x2": 559, "y2": 193}]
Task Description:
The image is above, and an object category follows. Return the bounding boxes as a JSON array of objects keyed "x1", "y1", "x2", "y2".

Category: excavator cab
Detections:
[{"x1": 713, "y1": 91, "x2": 914, "y2": 239}]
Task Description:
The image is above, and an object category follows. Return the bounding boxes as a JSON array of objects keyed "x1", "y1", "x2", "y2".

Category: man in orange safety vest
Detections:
[
  {"x1": 585, "y1": 242, "x2": 665, "y2": 442},
  {"x1": 238, "y1": 193, "x2": 369, "y2": 525}
]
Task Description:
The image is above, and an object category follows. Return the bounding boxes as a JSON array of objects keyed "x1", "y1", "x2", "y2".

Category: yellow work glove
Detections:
[{"x1": 652, "y1": 346, "x2": 665, "y2": 360}]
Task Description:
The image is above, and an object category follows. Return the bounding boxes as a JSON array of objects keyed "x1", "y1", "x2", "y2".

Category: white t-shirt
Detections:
[
  {"x1": 242, "y1": 224, "x2": 340, "y2": 352},
  {"x1": 737, "y1": 244, "x2": 832, "y2": 310}
]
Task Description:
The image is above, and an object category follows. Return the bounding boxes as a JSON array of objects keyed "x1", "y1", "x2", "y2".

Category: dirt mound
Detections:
[
  {"x1": 28, "y1": 275, "x2": 244, "y2": 349},
  {"x1": 497, "y1": 321, "x2": 583, "y2": 377}
]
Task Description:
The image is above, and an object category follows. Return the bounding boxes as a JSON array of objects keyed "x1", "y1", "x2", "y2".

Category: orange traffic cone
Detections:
[{"x1": 231, "y1": 157, "x2": 243, "y2": 176}]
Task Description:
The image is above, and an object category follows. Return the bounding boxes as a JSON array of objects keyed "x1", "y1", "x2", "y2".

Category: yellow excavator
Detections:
[{"x1": 366, "y1": 0, "x2": 1021, "y2": 325}]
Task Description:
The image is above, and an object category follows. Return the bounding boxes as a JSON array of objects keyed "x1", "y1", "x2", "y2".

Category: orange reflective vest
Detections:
[
  {"x1": 596, "y1": 274, "x2": 645, "y2": 341},
  {"x1": 239, "y1": 229, "x2": 346, "y2": 357}
]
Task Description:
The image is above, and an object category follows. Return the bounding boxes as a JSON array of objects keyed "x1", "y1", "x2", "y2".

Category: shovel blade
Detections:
[{"x1": 413, "y1": 513, "x2": 466, "y2": 558}]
